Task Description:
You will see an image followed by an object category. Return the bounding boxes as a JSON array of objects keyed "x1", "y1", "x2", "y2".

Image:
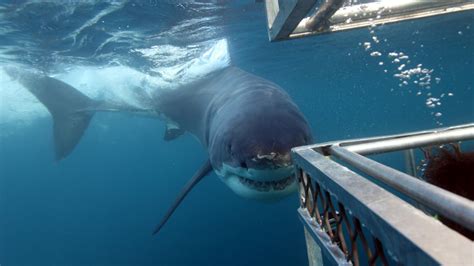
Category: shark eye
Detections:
[{"x1": 240, "y1": 161, "x2": 247, "y2": 168}]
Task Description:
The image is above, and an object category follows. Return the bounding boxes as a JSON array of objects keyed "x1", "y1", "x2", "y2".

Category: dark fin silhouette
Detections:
[
  {"x1": 163, "y1": 122, "x2": 185, "y2": 141},
  {"x1": 53, "y1": 113, "x2": 93, "y2": 160},
  {"x1": 152, "y1": 160, "x2": 212, "y2": 235},
  {"x1": 6, "y1": 68, "x2": 96, "y2": 160}
]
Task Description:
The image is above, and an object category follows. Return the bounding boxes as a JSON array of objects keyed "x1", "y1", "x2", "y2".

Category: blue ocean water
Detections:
[{"x1": 0, "y1": 1, "x2": 472, "y2": 265}]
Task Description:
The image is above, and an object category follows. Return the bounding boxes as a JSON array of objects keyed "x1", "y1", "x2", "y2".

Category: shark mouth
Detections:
[
  {"x1": 216, "y1": 163, "x2": 298, "y2": 200},
  {"x1": 237, "y1": 175, "x2": 295, "y2": 192}
]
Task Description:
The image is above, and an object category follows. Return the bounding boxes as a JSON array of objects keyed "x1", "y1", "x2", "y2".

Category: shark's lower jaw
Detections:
[{"x1": 216, "y1": 163, "x2": 298, "y2": 201}]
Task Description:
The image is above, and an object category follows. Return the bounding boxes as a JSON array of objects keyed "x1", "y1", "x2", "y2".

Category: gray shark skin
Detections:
[{"x1": 6, "y1": 66, "x2": 313, "y2": 235}]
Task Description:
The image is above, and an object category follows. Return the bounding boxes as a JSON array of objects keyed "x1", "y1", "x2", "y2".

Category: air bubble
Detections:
[{"x1": 363, "y1": 42, "x2": 371, "y2": 50}]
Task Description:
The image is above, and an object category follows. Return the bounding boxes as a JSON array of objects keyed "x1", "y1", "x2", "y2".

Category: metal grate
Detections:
[
  {"x1": 292, "y1": 123, "x2": 474, "y2": 265},
  {"x1": 299, "y1": 170, "x2": 389, "y2": 266}
]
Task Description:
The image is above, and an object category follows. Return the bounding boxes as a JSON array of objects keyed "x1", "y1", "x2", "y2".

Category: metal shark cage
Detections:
[
  {"x1": 291, "y1": 123, "x2": 474, "y2": 265},
  {"x1": 264, "y1": 0, "x2": 474, "y2": 41}
]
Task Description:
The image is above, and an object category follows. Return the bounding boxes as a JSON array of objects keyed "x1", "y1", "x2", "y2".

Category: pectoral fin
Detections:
[{"x1": 152, "y1": 160, "x2": 213, "y2": 235}]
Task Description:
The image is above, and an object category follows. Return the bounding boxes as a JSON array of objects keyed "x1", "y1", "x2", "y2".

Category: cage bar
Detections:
[
  {"x1": 265, "y1": 0, "x2": 474, "y2": 41},
  {"x1": 292, "y1": 123, "x2": 474, "y2": 265}
]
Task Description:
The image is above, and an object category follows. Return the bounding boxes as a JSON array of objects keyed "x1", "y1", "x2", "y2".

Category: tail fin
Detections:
[{"x1": 6, "y1": 68, "x2": 96, "y2": 160}]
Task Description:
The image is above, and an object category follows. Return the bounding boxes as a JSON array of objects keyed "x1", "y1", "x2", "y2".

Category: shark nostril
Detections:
[{"x1": 240, "y1": 161, "x2": 247, "y2": 168}]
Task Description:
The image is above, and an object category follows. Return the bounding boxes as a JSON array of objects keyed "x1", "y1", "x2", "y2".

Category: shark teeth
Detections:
[{"x1": 237, "y1": 175, "x2": 295, "y2": 192}]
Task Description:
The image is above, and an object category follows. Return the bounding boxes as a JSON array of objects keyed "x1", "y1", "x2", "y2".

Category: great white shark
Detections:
[{"x1": 5, "y1": 65, "x2": 313, "y2": 235}]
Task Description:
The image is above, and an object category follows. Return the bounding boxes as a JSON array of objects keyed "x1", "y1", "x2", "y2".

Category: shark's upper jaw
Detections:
[{"x1": 215, "y1": 163, "x2": 298, "y2": 201}]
